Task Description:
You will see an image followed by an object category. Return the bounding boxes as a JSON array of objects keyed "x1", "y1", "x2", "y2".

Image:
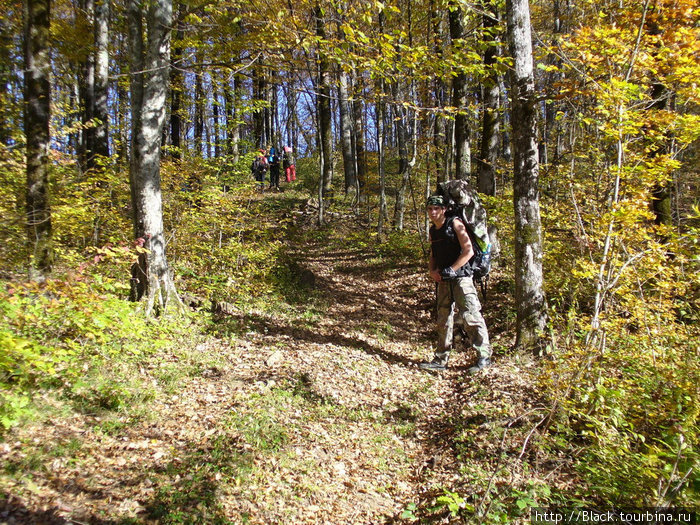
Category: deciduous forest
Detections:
[{"x1": 1, "y1": 0, "x2": 698, "y2": 522}]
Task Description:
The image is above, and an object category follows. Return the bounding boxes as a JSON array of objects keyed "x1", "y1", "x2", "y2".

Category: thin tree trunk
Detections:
[
  {"x1": 79, "y1": 0, "x2": 95, "y2": 173},
  {"x1": 213, "y1": 86, "x2": 221, "y2": 158},
  {"x1": 352, "y1": 70, "x2": 366, "y2": 192},
  {"x1": 224, "y1": 74, "x2": 241, "y2": 162},
  {"x1": 24, "y1": 0, "x2": 53, "y2": 279},
  {"x1": 478, "y1": 0, "x2": 499, "y2": 196},
  {"x1": 430, "y1": 0, "x2": 448, "y2": 182},
  {"x1": 647, "y1": 18, "x2": 672, "y2": 227},
  {"x1": 194, "y1": 54, "x2": 204, "y2": 156},
  {"x1": 93, "y1": 0, "x2": 109, "y2": 160},
  {"x1": 393, "y1": 83, "x2": 410, "y2": 230},
  {"x1": 316, "y1": 4, "x2": 333, "y2": 195},
  {"x1": 253, "y1": 65, "x2": 264, "y2": 148},
  {"x1": 449, "y1": 2, "x2": 470, "y2": 181},
  {"x1": 376, "y1": 90, "x2": 387, "y2": 235},
  {"x1": 339, "y1": 66, "x2": 356, "y2": 193},
  {"x1": 169, "y1": 5, "x2": 184, "y2": 160},
  {"x1": 507, "y1": 0, "x2": 547, "y2": 352}
]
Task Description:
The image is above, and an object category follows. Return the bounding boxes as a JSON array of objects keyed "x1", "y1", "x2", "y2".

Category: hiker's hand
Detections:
[
  {"x1": 430, "y1": 269, "x2": 442, "y2": 282},
  {"x1": 440, "y1": 267, "x2": 458, "y2": 281}
]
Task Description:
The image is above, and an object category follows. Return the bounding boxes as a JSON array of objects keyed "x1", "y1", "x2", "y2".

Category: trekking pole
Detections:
[{"x1": 476, "y1": 275, "x2": 488, "y2": 302}]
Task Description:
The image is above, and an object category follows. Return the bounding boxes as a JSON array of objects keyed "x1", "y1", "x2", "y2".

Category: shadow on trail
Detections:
[
  {"x1": 0, "y1": 496, "x2": 74, "y2": 525},
  {"x1": 211, "y1": 309, "x2": 420, "y2": 368}
]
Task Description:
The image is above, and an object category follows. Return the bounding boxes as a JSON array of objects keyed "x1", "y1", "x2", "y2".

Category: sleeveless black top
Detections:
[{"x1": 430, "y1": 216, "x2": 471, "y2": 276}]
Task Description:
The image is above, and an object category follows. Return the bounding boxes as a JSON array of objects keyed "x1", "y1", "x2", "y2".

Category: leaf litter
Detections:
[{"x1": 0, "y1": 204, "x2": 579, "y2": 524}]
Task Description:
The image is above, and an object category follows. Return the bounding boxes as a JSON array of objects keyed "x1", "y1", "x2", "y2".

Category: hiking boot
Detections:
[
  {"x1": 468, "y1": 357, "x2": 491, "y2": 374},
  {"x1": 419, "y1": 359, "x2": 447, "y2": 371}
]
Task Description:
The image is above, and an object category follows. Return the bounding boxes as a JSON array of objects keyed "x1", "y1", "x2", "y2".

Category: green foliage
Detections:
[
  {"x1": 0, "y1": 272, "x2": 205, "y2": 430},
  {"x1": 434, "y1": 488, "x2": 473, "y2": 518},
  {"x1": 0, "y1": 144, "x2": 29, "y2": 271},
  {"x1": 159, "y1": 157, "x2": 303, "y2": 305},
  {"x1": 0, "y1": 392, "x2": 29, "y2": 431},
  {"x1": 525, "y1": 0, "x2": 700, "y2": 508}
]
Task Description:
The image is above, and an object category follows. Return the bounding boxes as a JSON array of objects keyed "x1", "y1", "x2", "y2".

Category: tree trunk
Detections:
[
  {"x1": 449, "y1": 2, "x2": 470, "y2": 181},
  {"x1": 128, "y1": 0, "x2": 180, "y2": 315},
  {"x1": 647, "y1": 20, "x2": 673, "y2": 227},
  {"x1": 253, "y1": 65, "x2": 264, "y2": 148},
  {"x1": 478, "y1": 0, "x2": 499, "y2": 196},
  {"x1": 0, "y1": 11, "x2": 13, "y2": 145},
  {"x1": 78, "y1": 0, "x2": 95, "y2": 173},
  {"x1": 169, "y1": 6, "x2": 184, "y2": 161},
  {"x1": 24, "y1": 0, "x2": 53, "y2": 280},
  {"x1": 377, "y1": 95, "x2": 387, "y2": 234},
  {"x1": 224, "y1": 74, "x2": 241, "y2": 162},
  {"x1": 338, "y1": 66, "x2": 356, "y2": 194},
  {"x1": 92, "y1": 0, "x2": 109, "y2": 160},
  {"x1": 430, "y1": 0, "x2": 448, "y2": 182},
  {"x1": 315, "y1": 4, "x2": 333, "y2": 195},
  {"x1": 194, "y1": 52, "x2": 204, "y2": 156},
  {"x1": 393, "y1": 83, "x2": 411, "y2": 230},
  {"x1": 507, "y1": 0, "x2": 547, "y2": 352},
  {"x1": 284, "y1": 80, "x2": 298, "y2": 153},
  {"x1": 352, "y1": 71, "x2": 366, "y2": 191}
]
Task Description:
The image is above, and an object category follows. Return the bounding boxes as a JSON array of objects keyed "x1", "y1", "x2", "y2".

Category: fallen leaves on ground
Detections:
[{"x1": 0, "y1": 206, "x2": 577, "y2": 524}]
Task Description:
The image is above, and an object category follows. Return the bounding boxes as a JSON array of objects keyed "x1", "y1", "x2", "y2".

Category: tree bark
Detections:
[
  {"x1": 377, "y1": 93, "x2": 387, "y2": 234},
  {"x1": 128, "y1": 0, "x2": 180, "y2": 315},
  {"x1": 92, "y1": 0, "x2": 109, "y2": 160},
  {"x1": 194, "y1": 51, "x2": 204, "y2": 156},
  {"x1": 78, "y1": 0, "x2": 95, "y2": 173},
  {"x1": 24, "y1": 0, "x2": 53, "y2": 279},
  {"x1": 224, "y1": 74, "x2": 241, "y2": 162},
  {"x1": 253, "y1": 65, "x2": 265, "y2": 149},
  {"x1": 338, "y1": 66, "x2": 356, "y2": 194},
  {"x1": 315, "y1": 4, "x2": 333, "y2": 195},
  {"x1": 647, "y1": 18, "x2": 673, "y2": 227},
  {"x1": 352, "y1": 70, "x2": 366, "y2": 191},
  {"x1": 169, "y1": 5, "x2": 185, "y2": 161},
  {"x1": 477, "y1": 0, "x2": 499, "y2": 196},
  {"x1": 430, "y1": 0, "x2": 448, "y2": 182},
  {"x1": 507, "y1": 0, "x2": 547, "y2": 352},
  {"x1": 393, "y1": 83, "x2": 411, "y2": 230},
  {"x1": 449, "y1": 2, "x2": 470, "y2": 181}
]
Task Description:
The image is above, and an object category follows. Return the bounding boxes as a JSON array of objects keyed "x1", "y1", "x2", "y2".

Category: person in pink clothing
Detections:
[{"x1": 283, "y1": 146, "x2": 296, "y2": 182}]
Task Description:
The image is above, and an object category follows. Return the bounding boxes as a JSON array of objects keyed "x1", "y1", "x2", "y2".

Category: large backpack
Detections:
[
  {"x1": 252, "y1": 156, "x2": 268, "y2": 174},
  {"x1": 437, "y1": 180, "x2": 492, "y2": 293}
]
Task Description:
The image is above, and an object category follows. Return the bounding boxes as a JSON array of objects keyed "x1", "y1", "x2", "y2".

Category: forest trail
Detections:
[{"x1": 1, "y1": 195, "x2": 548, "y2": 524}]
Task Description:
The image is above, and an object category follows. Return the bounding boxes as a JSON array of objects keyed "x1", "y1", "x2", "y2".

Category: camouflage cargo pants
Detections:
[{"x1": 434, "y1": 277, "x2": 491, "y2": 365}]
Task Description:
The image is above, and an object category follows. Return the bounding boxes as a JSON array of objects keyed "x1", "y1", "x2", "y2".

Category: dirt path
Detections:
[{"x1": 1, "y1": 210, "x2": 542, "y2": 524}]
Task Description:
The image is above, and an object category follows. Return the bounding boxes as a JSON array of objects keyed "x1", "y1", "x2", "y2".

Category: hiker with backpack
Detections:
[
  {"x1": 420, "y1": 194, "x2": 492, "y2": 374},
  {"x1": 251, "y1": 149, "x2": 269, "y2": 191},
  {"x1": 268, "y1": 147, "x2": 281, "y2": 191},
  {"x1": 282, "y1": 146, "x2": 296, "y2": 182}
]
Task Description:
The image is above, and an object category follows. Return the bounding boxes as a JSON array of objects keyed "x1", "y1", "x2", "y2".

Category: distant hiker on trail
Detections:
[
  {"x1": 251, "y1": 149, "x2": 268, "y2": 191},
  {"x1": 283, "y1": 146, "x2": 296, "y2": 182},
  {"x1": 268, "y1": 147, "x2": 281, "y2": 191},
  {"x1": 420, "y1": 195, "x2": 492, "y2": 374}
]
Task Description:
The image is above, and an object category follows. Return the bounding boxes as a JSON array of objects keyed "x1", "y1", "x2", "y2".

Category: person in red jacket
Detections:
[{"x1": 283, "y1": 146, "x2": 296, "y2": 182}]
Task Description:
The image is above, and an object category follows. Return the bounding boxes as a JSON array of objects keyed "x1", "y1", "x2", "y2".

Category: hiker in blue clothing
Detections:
[
  {"x1": 268, "y1": 147, "x2": 281, "y2": 191},
  {"x1": 420, "y1": 195, "x2": 492, "y2": 374}
]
